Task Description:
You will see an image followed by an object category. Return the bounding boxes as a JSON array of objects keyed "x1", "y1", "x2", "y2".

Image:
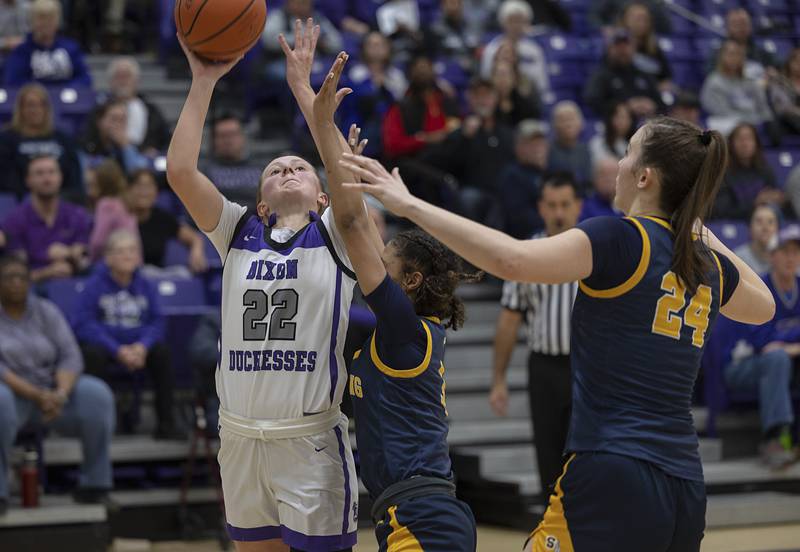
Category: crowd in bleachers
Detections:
[{"x1": 0, "y1": 0, "x2": 798, "y2": 511}]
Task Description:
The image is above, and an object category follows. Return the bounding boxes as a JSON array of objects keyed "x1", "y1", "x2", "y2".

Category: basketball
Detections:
[{"x1": 175, "y1": 0, "x2": 267, "y2": 61}]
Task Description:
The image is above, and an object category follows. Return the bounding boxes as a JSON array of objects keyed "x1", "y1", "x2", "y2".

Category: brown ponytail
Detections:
[{"x1": 636, "y1": 117, "x2": 728, "y2": 293}]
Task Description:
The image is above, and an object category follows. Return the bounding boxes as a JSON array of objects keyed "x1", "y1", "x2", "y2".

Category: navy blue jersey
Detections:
[
  {"x1": 349, "y1": 275, "x2": 452, "y2": 498},
  {"x1": 568, "y1": 216, "x2": 739, "y2": 481}
]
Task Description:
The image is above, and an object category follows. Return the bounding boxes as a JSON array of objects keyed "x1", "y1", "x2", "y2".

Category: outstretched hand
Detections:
[
  {"x1": 312, "y1": 52, "x2": 353, "y2": 124},
  {"x1": 339, "y1": 153, "x2": 415, "y2": 217},
  {"x1": 176, "y1": 33, "x2": 242, "y2": 84},
  {"x1": 280, "y1": 18, "x2": 320, "y2": 91}
]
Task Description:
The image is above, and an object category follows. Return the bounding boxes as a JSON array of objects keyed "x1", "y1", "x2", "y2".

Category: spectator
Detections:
[
  {"x1": 584, "y1": 28, "x2": 663, "y2": 119},
  {"x1": 492, "y1": 60, "x2": 541, "y2": 126},
  {"x1": 767, "y1": 48, "x2": 800, "y2": 139},
  {"x1": 621, "y1": 2, "x2": 671, "y2": 89},
  {"x1": 382, "y1": 54, "x2": 461, "y2": 207},
  {"x1": 588, "y1": 0, "x2": 671, "y2": 34},
  {"x1": 480, "y1": 0, "x2": 550, "y2": 99},
  {"x1": 734, "y1": 205, "x2": 780, "y2": 275},
  {"x1": 0, "y1": 255, "x2": 115, "y2": 515},
  {"x1": 706, "y1": 8, "x2": 779, "y2": 81},
  {"x1": 428, "y1": 78, "x2": 515, "y2": 224},
  {"x1": 701, "y1": 40, "x2": 773, "y2": 134},
  {"x1": 725, "y1": 226, "x2": 799, "y2": 469},
  {"x1": 548, "y1": 101, "x2": 592, "y2": 190},
  {"x1": 785, "y1": 165, "x2": 800, "y2": 220},
  {"x1": 0, "y1": 155, "x2": 89, "y2": 282},
  {"x1": 341, "y1": 32, "x2": 407, "y2": 157},
  {"x1": 669, "y1": 91, "x2": 702, "y2": 127},
  {"x1": 199, "y1": 113, "x2": 264, "y2": 209},
  {"x1": 4, "y1": 0, "x2": 91, "y2": 87},
  {"x1": 498, "y1": 119, "x2": 550, "y2": 238},
  {"x1": 589, "y1": 100, "x2": 634, "y2": 165},
  {"x1": 425, "y1": 0, "x2": 482, "y2": 72},
  {"x1": 127, "y1": 169, "x2": 208, "y2": 273},
  {"x1": 75, "y1": 230, "x2": 180, "y2": 439},
  {"x1": 81, "y1": 99, "x2": 150, "y2": 175},
  {"x1": 0, "y1": 82, "x2": 83, "y2": 202},
  {"x1": 88, "y1": 160, "x2": 137, "y2": 263},
  {"x1": 102, "y1": 57, "x2": 170, "y2": 155},
  {"x1": 712, "y1": 123, "x2": 780, "y2": 220},
  {"x1": 187, "y1": 310, "x2": 221, "y2": 432},
  {"x1": 580, "y1": 157, "x2": 621, "y2": 221},
  {"x1": 0, "y1": 0, "x2": 28, "y2": 59}
]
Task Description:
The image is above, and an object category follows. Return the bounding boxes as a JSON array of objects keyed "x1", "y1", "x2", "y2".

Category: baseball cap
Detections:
[
  {"x1": 771, "y1": 224, "x2": 800, "y2": 252},
  {"x1": 516, "y1": 119, "x2": 550, "y2": 140}
]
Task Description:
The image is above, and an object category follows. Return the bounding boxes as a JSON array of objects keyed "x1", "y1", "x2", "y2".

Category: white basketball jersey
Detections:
[{"x1": 206, "y1": 200, "x2": 356, "y2": 420}]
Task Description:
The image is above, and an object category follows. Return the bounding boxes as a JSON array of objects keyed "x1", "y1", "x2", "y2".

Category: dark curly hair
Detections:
[{"x1": 392, "y1": 229, "x2": 483, "y2": 331}]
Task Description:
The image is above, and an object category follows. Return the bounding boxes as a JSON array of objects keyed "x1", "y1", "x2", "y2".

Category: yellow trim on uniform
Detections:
[
  {"x1": 641, "y1": 215, "x2": 673, "y2": 232},
  {"x1": 711, "y1": 251, "x2": 724, "y2": 302},
  {"x1": 579, "y1": 217, "x2": 651, "y2": 299},
  {"x1": 527, "y1": 454, "x2": 576, "y2": 552},
  {"x1": 423, "y1": 316, "x2": 442, "y2": 325},
  {"x1": 386, "y1": 505, "x2": 424, "y2": 551},
  {"x1": 370, "y1": 320, "x2": 433, "y2": 378}
]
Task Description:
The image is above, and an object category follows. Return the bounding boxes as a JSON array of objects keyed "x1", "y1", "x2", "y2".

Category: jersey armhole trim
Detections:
[
  {"x1": 316, "y1": 218, "x2": 357, "y2": 280},
  {"x1": 641, "y1": 215, "x2": 673, "y2": 232},
  {"x1": 226, "y1": 209, "x2": 253, "y2": 258},
  {"x1": 711, "y1": 250, "x2": 724, "y2": 304},
  {"x1": 579, "y1": 217, "x2": 651, "y2": 299},
  {"x1": 370, "y1": 320, "x2": 433, "y2": 378}
]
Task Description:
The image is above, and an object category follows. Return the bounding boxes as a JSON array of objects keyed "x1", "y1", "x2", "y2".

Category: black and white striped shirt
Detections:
[{"x1": 500, "y1": 232, "x2": 578, "y2": 356}]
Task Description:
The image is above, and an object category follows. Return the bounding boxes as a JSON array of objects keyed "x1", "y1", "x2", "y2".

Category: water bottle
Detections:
[{"x1": 20, "y1": 450, "x2": 39, "y2": 508}]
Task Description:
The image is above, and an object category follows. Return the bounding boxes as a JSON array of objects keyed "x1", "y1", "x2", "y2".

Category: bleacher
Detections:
[{"x1": 1, "y1": 0, "x2": 800, "y2": 550}]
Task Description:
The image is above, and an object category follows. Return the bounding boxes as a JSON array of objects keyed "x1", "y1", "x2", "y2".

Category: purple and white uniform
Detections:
[{"x1": 205, "y1": 199, "x2": 358, "y2": 550}]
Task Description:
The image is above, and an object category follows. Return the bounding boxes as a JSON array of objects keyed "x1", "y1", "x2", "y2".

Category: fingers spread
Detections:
[{"x1": 278, "y1": 33, "x2": 291, "y2": 56}]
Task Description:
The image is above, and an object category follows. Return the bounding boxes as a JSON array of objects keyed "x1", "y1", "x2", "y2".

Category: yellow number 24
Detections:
[{"x1": 652, "y1": 272, "x2": 712, "y2": 348}]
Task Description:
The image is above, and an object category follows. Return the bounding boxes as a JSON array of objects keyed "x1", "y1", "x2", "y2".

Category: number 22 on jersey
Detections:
[{"x1": 652, "y1": 271, "x2": 712, "y2": 348}]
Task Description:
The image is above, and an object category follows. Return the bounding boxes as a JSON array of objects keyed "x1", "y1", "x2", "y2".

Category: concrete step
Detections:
[
  {"x1": 447, "y1": 419, "x2": 533, "y2": 447},
  {"x1": 445, "y1": 390, "x2": 530, "y2": 421},
  {"x1": 0, "y1": 498, "x2": 105, "y2": 528},
  {"x1": 705, "y1": 492, "x2": 800, "y2": 528},
  {"x1": 463, "y1": 301, "x2": 503, "y2": 325}
]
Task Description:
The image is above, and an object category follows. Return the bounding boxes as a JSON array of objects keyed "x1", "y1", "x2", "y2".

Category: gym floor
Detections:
[{"x1": 110, "y1": 523, "x2": 800, "y2": 551}]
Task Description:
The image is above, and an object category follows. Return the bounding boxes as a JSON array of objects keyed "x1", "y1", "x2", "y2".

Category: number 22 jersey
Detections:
[{"x1": 205, "y1": 199, "x2": 356, "y2": 420}]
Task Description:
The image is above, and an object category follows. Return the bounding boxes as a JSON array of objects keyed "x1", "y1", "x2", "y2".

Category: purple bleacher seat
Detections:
[
  {"x1": 162, "y1": 239, "x2": 189, "y2": 267},
  {"x1": 764, "y1": 149, "x2": 799, "y2": 186},
  {"x1": 149, "y1": 275, "x2": 208, "y2": 312},
  {"x1": 694, "y1": 36, "x2": 724, "y2": 63},
  {"x1": 755, "y1": 37, "x2": 796, "y2": 61},
  {"x1": 42, "y1": 277, "x2": 86, "y2": 324},
  {"x1": 158, "y1": 0, "x2": 178, "y2": 61},
  {"x1": 540, "y1": 34, "x2": 595, "y2": 63},
  {"x1": 0, "y1": 85, "x2": 95, "y2": 134},
  {"x1": 695, "y1": 0, "x2": 740, "y2": 15},
  {"x1": 548, "y1": 61, "x2": 586, "y2": 88},
  {"x1": 744, "y1": 0, "x2": 791, "y2": 14},
  {"x1": 434, "y1": 58, "x2": 470, "y2": 91},
  {"x1": 670, "y1": 61, "x2": 703, "y2": 89},
  {"x1": 658, "y1": 36, "x2": 694, "y2": 61},
  {"x1": 707, "y1": 220, "x2": 751, "y2": 249},
  {"x1": 668, "y1": 13, "x2": 695, "y2": 36},
  {"x1": 0, "y1": 193, "x2": 17, "y2": 222}
]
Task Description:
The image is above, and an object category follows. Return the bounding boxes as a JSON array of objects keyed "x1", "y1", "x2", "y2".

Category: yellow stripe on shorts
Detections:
[
  {"x1": 527, "y1": 454, "x2": 576, "y2": 551},
  {"x1": 387, "y1": 505, "x2": 424, "y2": 551}
]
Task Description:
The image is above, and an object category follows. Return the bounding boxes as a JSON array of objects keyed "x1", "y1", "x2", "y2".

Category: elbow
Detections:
[
  {"x1": 165, "y1": 162, "x2": 194, "y2": 189},
  {"x1": 757, "y1": 294, "x2": 777, "y2": 326}
]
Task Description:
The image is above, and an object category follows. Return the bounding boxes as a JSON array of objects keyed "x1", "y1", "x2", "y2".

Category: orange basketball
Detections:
[{"x1": 175, "y1": 0, "x2": 267, "y2": 61}]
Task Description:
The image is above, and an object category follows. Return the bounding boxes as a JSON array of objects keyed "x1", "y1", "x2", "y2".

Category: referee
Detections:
[{"x1": 489, "y1": 173, "x2": 584, "y2": 506}]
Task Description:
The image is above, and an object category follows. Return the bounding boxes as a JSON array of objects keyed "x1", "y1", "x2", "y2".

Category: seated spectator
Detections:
[
  {"x1": 712, "y1": 123, "x2": 780, "y2": 220},
  {"x1": 101, "y1": 57, "x2": 170, "y2": 155},
  {"x1": 621, "y1": 2, "x2": 671, "y2": 89},
  {"x1": 589, "y1": 100, "x2": 634, "y2": 165},
  {"x1": 492, "y1": 60, "x2": 541, "y2": 127},
  {"x1": 81, "y1": 99, "x2": 150, "y2": 175},
  {"x1": 0, "y1": 255, "x2": 115, "y2": 514},
  {"x1": 548, "y1": 101, "x2": 592, "y2": 190},
  {"x1": 0, "y1": 155, "x2": 90, "y2": 282},
  {"x1": 498, "y1": 119, "x2": 550, "y2": 238},
  {"x1": 425, "y1": 0, "x2": 482, "y2": 72},
  {"x1": 767, "y1": 48, "x2": 800, "y2": 139},
  {"x1": 88, "y1": 160, "x2": 137, "y2": 263},
  {"x1": 341, "y1": 32, "x2": 407, "y2": 157},
  {"x1": 580, "y1": 157, "x2": 621, "y2": 221},
  {"x1": 199, "y1": 113, "x2": 264, "y2": 209},
  {"x1": 725, "y1": 226, "x2": 799, "y2": 469},
  {"x1": 75, "y1": 230, "x2": 180, "y2": 439},
  {"x1": 480, "y1": 0, "x2": 550, "y2": 99},
  {"x1": 127, "y1": 170, "x2": 207, "y2": 273},
  {"x1": 734, "y1": 205, "x2": 780, "y2": 275},
  {"x1": 589, "y1": 0, "x2": 671, "y2": 34},
  {"x1": 382, "y1": 54, "x2": 461, "y2": 207},
  {"x1": 0, "y1": 0, "x2": 28, "y2": 60},
  {"x1": 4, "y1": 0, "x2": 91, "y2": 87},
  {"x1": 669, "y1": 91, "x2": 702, "y2": 127},
  {"x1": 0, "y1": 82, "x2": 83, "y2": 202},
  {"x1": 426, "y1": 78, "x2": 515, "y2": 224},
  {"x1": 584, "y1": 28, "x2": 663, "y2": 119},
  {"x1": 707, "y1": 9, "x2": 779, "y2": 81},
  {"x1": 187, "y1": 310, "x2": 220, "y2": 432},
  {"x1": 701, "y1": 40, "x2": 773, "y2": 134}
]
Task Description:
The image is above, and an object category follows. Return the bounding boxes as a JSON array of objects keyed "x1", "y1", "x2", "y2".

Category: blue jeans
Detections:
[
  {"x1": 0, "y1": 375, "x2": 115, "y2": 499},
  {"x1": 725, "y1": 350, "x2": 795, "y2": 433}
]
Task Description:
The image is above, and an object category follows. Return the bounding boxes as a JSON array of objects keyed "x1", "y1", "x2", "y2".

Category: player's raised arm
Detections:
[
  {"x1": 339, "y1": 153, "x2": 594, "y2": 285},
  {"x1": 166, "y1": 36, "x2": 242, "y2": 233}
]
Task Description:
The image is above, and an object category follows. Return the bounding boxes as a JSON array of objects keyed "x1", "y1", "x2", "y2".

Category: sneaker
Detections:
[
  {"x1": 760, "y1": 439, "x2": 795, "y2": 470},
  {"x1": 73, "y1": 488, "x2": 120, "y2": 513}
]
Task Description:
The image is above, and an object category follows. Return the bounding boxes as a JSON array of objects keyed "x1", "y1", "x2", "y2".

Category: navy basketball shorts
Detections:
[
  {"x1": 374, "y1": 494, "x2": 477, "y2": 552},
  {"x1": 526, "y1": 452, "x2": 706, "y2": 552}
]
